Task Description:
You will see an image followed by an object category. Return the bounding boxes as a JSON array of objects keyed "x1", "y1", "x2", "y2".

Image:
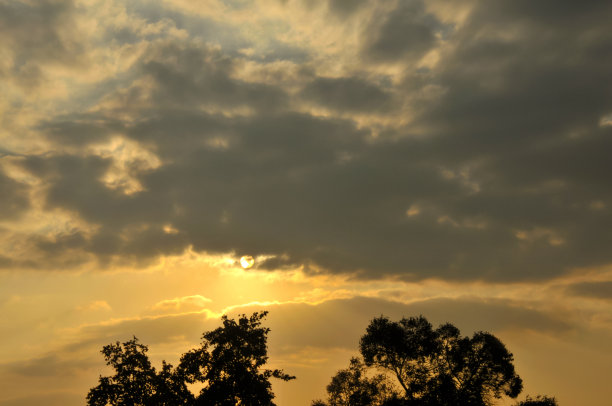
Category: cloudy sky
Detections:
[{"x1": 1, "y1": 0, "x2": 612, "y2": 404}]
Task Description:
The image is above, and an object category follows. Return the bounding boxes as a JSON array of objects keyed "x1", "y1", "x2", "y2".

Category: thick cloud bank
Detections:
[{"x1": 2, "y1": 0, "x2": 612, "y2": 281}]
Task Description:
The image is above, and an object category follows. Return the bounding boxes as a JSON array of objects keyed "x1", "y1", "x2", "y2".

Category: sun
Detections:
[{"x1": 240, "y1": 255, "x2": 255, "y2": 269}]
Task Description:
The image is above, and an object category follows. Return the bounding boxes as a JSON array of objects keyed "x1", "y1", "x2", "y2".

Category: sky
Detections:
[{"x1": 1, "y1": 0, "x2": 612, "y2": 404}]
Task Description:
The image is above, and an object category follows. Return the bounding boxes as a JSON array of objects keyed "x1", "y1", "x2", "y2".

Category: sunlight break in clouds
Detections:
[
  {"x1": 2, "y1": 0, "x2": 612, "y2": 405},
  {"x1": 240, "y1": 255, "x2": 255, "y2": 269}
]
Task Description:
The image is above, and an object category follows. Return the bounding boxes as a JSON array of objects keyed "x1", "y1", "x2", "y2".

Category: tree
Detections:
[
  {"x1": 515, "y1": 395, "x2": 558, "y2": 405},
  {"x1": 153, "y1": 360, "x2": 195, "y2": 405},
  {"x1": 314, "y1": 357, "x2": 397, "y2": 406},
  {"x1": 359, "y1": 315, "x2": 523, "y2": 406},
  {"x1": 86, "y1": 337, "x2": 191, "y2": 406},
  {"x1": 178, "y1": 311, "x2": 294, "y2": 405},
  {"x1": 87, "y1": 311, "x2": 294, "y2": 406}
]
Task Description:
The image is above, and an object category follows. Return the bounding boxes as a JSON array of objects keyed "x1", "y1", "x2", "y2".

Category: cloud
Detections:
[
  {"x1": 299, "y1": 76, "x2": 395, "y2": 113},
  {"x1": 326, "y1": 0, "x2": 369, "y2": 17},
  {"x1": 361, "y1": 0, "x2": 445, "y2": 63},
  {"x1": 77, "y1": 300, "x2": 112, "y2": 312},
  {"x1": 151, "y1": 295, "x2": 212, "y2": 314},
  {"x1": 0, "y1": 0, "x2": 86, "y2": 89},
  {"x1": 0, "y1": 170, "x2": 30, "y2": 220},
  {"x1": 566, "y1": 281, "x2": 612, "y2": 300},
  {"x1": 139, "y1": 40, "x2": 290, "y2": 111},
  {"x1": 3, "y1": 294, "x2": 570, "y2": 377},
  {"x1": 2, "y1": 0, "x2": 612, "y2": 284},
  {"x1": 3, "y1": 353, "x2": 93, "y2": 379},
  {"x1": 227, "y1": 295, "x2": 571, "y2": 352}
]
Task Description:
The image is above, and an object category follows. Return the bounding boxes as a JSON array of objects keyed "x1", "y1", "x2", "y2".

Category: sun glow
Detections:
[{"x1": 240, "y1": 255, "x2": 255, "y2": 269}]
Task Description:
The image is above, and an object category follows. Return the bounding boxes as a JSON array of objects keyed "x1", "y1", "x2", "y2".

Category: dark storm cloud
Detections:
[
  {"x1": 395, "y1": 0, "x2": 612, "y2": 277},
  {"x1": 0, "y1": 0, "x2": 84, "y2": 86},
  {"x1": 0, "y1": 0, "x2": 75, "y2": 58},
  {"x1": 140, "y1": 41, "x2": 289, "y2": 111},
  {"x1": 254, "y1": 39, "x2": 310, "y2": 64},
  {"x1": 361, "y1": 0, "x2": 444, "y2": 63},
  {"x1": 36, "y1": 113, "x2": 123, "y2": 147},
  {"x1": 10, "y1": 0, "x2": 612, "y2": 281},
  {"x1": 326, "y1": 0, "x2": 369, "y2": 17},
  {"x1": 0, "y1": 170, "x2": 29, "y2": 220},
  {"x1": 566, "y1": 281, "x2": 612, "y2": 300},
  {"x1": 300, "y1": 76, "x2": 395, "y2": 112},
  {"x1": 19, "y1": 153, "x2": 189, "y2": 267}
]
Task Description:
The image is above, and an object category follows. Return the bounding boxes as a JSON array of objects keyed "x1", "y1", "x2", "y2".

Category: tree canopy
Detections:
[
  {"x1": 358, "y1": 315, "x2": 523, "y2": 406},
  {"x1": 312, "y1": 357, "x2": 397, "y2": 406},
  {"x1": 179, "y1": 311, "x2": 295, "y2": 405},
  {"x1": 315, "y1": 315, "x2": 525, "y2": 406},
  {"x1": 86, "y1": 337, "x2": 191, "y2": 406},
  {"x1": 87, "y1": 311, "x2": 293, "y2": 406},
  {"x1": 88, "y1": 311, "x2": 556, "y2": 406}
]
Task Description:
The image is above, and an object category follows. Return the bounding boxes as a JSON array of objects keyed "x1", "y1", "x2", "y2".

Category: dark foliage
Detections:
[
  {"x1": 313, "y1": 357, "x2": 396, "y2": 406},
  {"x1": 87, "y1": 311, "x2": 293, "y2": 406},
  {"x1": 515, "y1": 395, "x2": 558, "y2": 406},
  {"x1": 358, "y1": 315, "x2": 523, "y2": 406},
  {"x1": 86, "y1": 337, "x2": 191, "y2": 406},
  {"x1": 179, "y1": 311, "x2": 295, "y2": 405}
]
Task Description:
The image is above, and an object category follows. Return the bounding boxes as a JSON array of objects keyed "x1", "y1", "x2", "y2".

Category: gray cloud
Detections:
[
  {"x1": 361, "y1": 0, "x2": 444, "y2": 63},
  {"x1": 300, "y1": 76, "x2": 395, "y2": 112},
  {"x1": 0, "y1": 170, "x2": 29, "y2": 220},
  {"x1": 0, "y1": 0, "x2": 85, "y2": 87},
  {"x1": 566, "y1": 281, "x2": 612, "y2": 300},
  {"x1": 140, "y1": 41, "x2": 289, "y2": 111},
  {"x1": 398, "y1": 0, "x2": 612, "y2": 276},
  {"x1": 36, "y1": 113, "x2": 123, "y2": 147},
  {"x1": 4, "y1": 0, "x2": 612, "y2": 282},
  {"x1": 327, "y1": 0, "x2": 369, "y2": 17},
  {"x1": 4, "y1": 354, "x2": 94, "y2": 379},
  {"x1": 122, "y1": 1, "x2": 250, "y2": 53}
]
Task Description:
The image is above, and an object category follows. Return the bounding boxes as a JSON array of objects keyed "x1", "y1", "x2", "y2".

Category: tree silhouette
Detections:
[
  {"x1": 515, "y1": 395, "x2": 558, "y2": 405},
  {"x1": 179, "y1": 311, "x2": 295, "y2": 405},
  {"x1": 312, "y1": 357, "x2": 397, "y2": 406},
  {"x1": 87, "y1": 311, "x2": 293, "y2": 406},
  {"x1": 86, "y1": 337, "x2": 191, "y2": 406},
  {"x1": 358, "y1": 315, "x2": 523, "y2": 406}
]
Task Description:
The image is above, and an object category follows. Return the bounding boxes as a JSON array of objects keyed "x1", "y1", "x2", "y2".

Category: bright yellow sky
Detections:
[{"x1": 1, "y1": 251, "x2": 611, "y2": 404}]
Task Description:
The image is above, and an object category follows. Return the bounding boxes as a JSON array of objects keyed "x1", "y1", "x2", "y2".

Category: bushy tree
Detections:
[
  {"x1": 314, "y1": 357, "x2": 397, "y2": 406},
  {"x1": 359, "y1": 315, "x2": 523, "y2": 406},
  {"x1": 87, "y1": 311, "x2": 293, "y2": 406},
  {"x1": 179, "y1": 311, "x2": 295, "y2": 405},
  {"x1": 86, "y1": 337, "x2": 191, "y2": 406}
]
